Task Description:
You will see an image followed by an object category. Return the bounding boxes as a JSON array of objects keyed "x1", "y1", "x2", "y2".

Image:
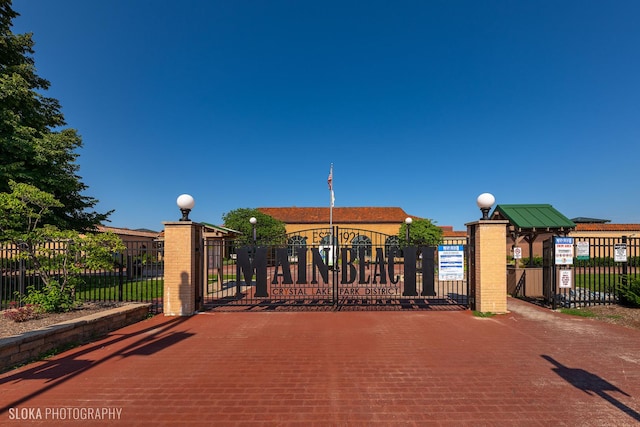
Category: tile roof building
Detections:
[
  {"x1": 96, "y1": 225, "x2": 161, "y2": 243},
  {"x1": 257, "y1": 206, "x2": 465, "y2": 242},
  {"x1": 572, "y1": 222, "x2": 640, "y2": 236}
]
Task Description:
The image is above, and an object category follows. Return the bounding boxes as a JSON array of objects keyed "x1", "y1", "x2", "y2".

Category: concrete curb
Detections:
[{"x1": 0, "y1": 303, "x2": 151, "y2": 372}]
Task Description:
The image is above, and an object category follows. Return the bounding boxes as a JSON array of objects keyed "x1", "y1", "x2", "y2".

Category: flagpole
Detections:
[
  {"x1": 328, "y1": 164, "x2": 334, "y2": 267},
  {"x1": 329, "y1": 163, "x2": 333, "y2": 237},
  {"x1": 327, "y1": 163, "x2": 338, "y2": 274}
]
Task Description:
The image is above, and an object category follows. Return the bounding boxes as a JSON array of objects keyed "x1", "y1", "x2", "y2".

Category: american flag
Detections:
[{"x1": 328, "y1": 165, "x2": 335, "y2": 207}]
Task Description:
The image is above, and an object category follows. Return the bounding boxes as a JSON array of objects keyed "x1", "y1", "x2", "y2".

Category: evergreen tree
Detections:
[{"x1": 0, "y1": 0, "x2": 110, "y2": 231}]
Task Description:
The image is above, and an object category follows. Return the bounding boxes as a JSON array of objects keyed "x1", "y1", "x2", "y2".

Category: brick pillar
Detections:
[
  {"x1": 163, "y1": 221, "x2": 203, "y2": 316},
  {"x1": 467, "y1": 219, "x2": 509, "y2": 314}
]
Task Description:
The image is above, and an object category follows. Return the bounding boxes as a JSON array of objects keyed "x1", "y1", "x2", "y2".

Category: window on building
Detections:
[
  {"x1": 385, "y1": 235, "x2": 400, "y2": 257},
  {"x1": 287, "y1": 235, "x2": 307, "y2": 257},
  {"x1": 351, "y1": 235, "x2": 372, "y2": 258}
]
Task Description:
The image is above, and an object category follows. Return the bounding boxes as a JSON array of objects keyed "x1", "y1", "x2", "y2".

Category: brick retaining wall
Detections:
[{"x1": 0, "y1": 303, "x2": 150, "y2": 372}]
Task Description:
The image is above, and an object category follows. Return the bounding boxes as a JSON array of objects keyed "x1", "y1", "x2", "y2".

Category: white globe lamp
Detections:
[
  {"x1": 249, "y1": 217, "x2": 257, "y2": 243},
  {"x1": 404, "y1": 217, "x2": 413, "y2": 244},
  {"x1": 177, "y1": 194, "x2": 195, "y2": 221},
  {"x1": 476, "y1": 193, "x2": 495, "y2": 220}
]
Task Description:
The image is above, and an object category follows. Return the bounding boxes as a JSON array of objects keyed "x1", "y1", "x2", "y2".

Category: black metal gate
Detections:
[
  {"x1": 202, "y1": 227, "x2": 468, "y2": 311},
  {"x1": 543, "y1": 236, "x2": 636, "y2": 309}
]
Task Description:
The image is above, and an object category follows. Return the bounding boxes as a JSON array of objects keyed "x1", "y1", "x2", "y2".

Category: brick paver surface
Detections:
[{"x1": 1, "y1": 298, "x2": 640, "y2": 426}]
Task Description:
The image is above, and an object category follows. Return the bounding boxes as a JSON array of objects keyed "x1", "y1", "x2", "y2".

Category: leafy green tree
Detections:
[
  {"x1": 222, "y1": 208, "x2": 287, "y2": 245},
  {"x1": 398, "y1": 218, "x2": 443, "y2": 247},
  {"x1": 0, "y1": 181, "x2": 124, "y2": 312},
  {"x1": 0, "y1": 0, "x2": 110, "y2": 231}
]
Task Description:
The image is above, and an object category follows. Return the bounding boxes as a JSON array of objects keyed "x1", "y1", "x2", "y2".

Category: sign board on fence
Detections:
[
  {"x1": 614, "y1": 243, "x2": 628, "y2": 262},
  {"x1": 438, "y1": 245, "x2": 464, "y2": 281},
  {"x1": 554, "y1": 237, "x2": 574, "y2": 265},
  {"x1": 559, "y1": 269, "x2": 572, "y2": 289},
  {"x1": 513, "y1": 247, "x2": 522, "y2": 259},
  {"x1": 576, "y1": 241, "x2": 589, "y2": 261}
]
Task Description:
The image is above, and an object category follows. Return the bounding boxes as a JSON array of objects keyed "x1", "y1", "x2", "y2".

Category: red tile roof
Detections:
[
  {"x1": 258, "y1": 207, "x2": 418, "y2": 224},
  {"x1": 575, "y1": 223, "x2": 640, "y2": 232}
]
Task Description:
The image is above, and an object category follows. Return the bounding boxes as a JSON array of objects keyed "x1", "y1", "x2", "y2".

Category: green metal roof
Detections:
[
  {"x1": 201, "y1": 222, "x2": 241, "y2": 234},
  {"x1": 570, "y1": 217, "x2": 610, "y2": 224},
  {"x1": 492, "y1": 204, "x2": 576, "y2": 230}
]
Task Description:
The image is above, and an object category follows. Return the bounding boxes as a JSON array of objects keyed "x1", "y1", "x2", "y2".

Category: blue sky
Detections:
[{"x1": 12, "y1": 0, "x2": 640, "y2": 231}]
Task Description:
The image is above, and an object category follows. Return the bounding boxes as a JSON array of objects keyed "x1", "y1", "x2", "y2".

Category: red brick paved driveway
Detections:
[{"x1": 1, "y1": 298, "x2": 640, "y2": 426}]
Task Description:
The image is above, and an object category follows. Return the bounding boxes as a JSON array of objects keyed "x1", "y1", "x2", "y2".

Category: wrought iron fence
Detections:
[
  {"x1": 547, "y1": 236, "x2": 639, "y2": 308},
  {"x1": 1, "y1": 240, "x2": 163, "y2": 314}
]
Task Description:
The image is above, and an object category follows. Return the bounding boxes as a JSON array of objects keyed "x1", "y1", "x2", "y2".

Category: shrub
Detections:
[
  {"x1": 619, "y1": 277, "x2": 640, "y2": 308},
  {"x1": 22, "y1": 280, "x2": 77, "y2": 313},
  {"x1": 3, "y1": 302, "x2": 41, "y2": 322},
  {"x1": 520, "y1": 256, "x2": 544, "y2": 267}
]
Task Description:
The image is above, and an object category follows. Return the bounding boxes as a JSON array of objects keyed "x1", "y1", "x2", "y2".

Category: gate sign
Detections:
[
  {"x1": 559, "y1": 269, "x2": 572, "y2": 289},
  {"x1": 554, "y1": 237, "x2": 574, "y2": 265},
  {"x1": 513, "y1": 247, "x2": 522, "y2": 259},
  {"x1": 576, "y1": 241, "x2": 590, "y2": 261},
  {"x1": 438, "y1": 245, "x2": 464, "y2": 281},
  {"x1": 614, "y1": 243, "x2": 628, "y2": 262}
]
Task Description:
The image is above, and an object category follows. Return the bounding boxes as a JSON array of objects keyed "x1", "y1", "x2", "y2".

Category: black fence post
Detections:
[
  {"x1": 621, "y1": 236, "x2": 628, "y2": 300},
  {"x1": 118, "y1": 253, "x2": 124, "y2": 302}
]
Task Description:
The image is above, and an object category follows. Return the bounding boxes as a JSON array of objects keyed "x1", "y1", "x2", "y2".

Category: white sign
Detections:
[
  {"x1": 554, "y1": 237, "x2": 574, "y2": 265},
  {"x1": 513, "y1": 247, "x2": 522, "y2": 259},
  {"x1": 576, "y1": 241, "x2": 589, "y2": 260},
  {"x1": 438, "y1": 245, "x2": 464, "y2": 281},
  {"x1": 559, "y1": 269, "x2": 572, "y2": 289},
  {"x1": 319, "y1": 245, "x2": 335, "y2": 267},
  {"x1": 614, "y1": 243, "x2": 628, "y2": 262}
]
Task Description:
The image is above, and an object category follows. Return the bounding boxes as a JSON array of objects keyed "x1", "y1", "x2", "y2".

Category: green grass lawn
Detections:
[
  {"x1": 574, "y1": 273, "x2": 626, "y2": 291},
  {"x1": 559, "y1": 307, "x2": 624, "y2": 321},
  {"x1": 75, "y1": 277, "x2": 163, "y2": 301},
  {"x1": 208, "y1": 274, "x2": 236, "y2": 283},
  {"x1": 559, "y1": 307, "x2": 598, "y2": 318}
]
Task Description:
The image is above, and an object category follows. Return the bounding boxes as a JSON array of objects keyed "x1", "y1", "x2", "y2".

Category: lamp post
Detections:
[
  {"x1": 405, "y1": 217, "x2": 413, "y2": 246},
  {"x1": 249, "y1": 217, "x2": 257, "y2": 245},
  {"x1": 476, "y1": 193, "x2": 495, "y2": 220},
  {"x1": 176, "y1": 194, "x2": 195, "y2": 221}
]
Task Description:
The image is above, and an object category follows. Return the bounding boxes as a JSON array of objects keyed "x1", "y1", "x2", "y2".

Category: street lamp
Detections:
[
  {"x1": 476, "y1": 193, "x2": 495, "y2": 220},
  {"x1": 249, "y1": 217, "x2": 257, "y2": 244},
  {"x1": 405, "y1": 217, "x2": 413, "y2": 245},
  {"x1": 176, "y1": 194, "x2": 195, "y2": 221}
]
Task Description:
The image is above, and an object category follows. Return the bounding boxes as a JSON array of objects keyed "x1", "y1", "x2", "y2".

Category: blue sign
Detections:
[
  {"x1": 554, "y1": 237, "x2": 574, "y2": 265},
  {"x1": 438, "y1": 245, "x2": 464, "y2": 281}
]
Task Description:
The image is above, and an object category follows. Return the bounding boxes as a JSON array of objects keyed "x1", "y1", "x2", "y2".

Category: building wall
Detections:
[
  {"x1": 507, "y1": 232, "x2": 554, "y2": 260},
  {"x1": 284, "y1": 222, "x2": 402, "y2": 240},
  {"x1": 96, "y1": 226, "x2": 160, "y2": 245},
  {"x1": 284, "y1": 223, "x2": 466, "y2": 247}
]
